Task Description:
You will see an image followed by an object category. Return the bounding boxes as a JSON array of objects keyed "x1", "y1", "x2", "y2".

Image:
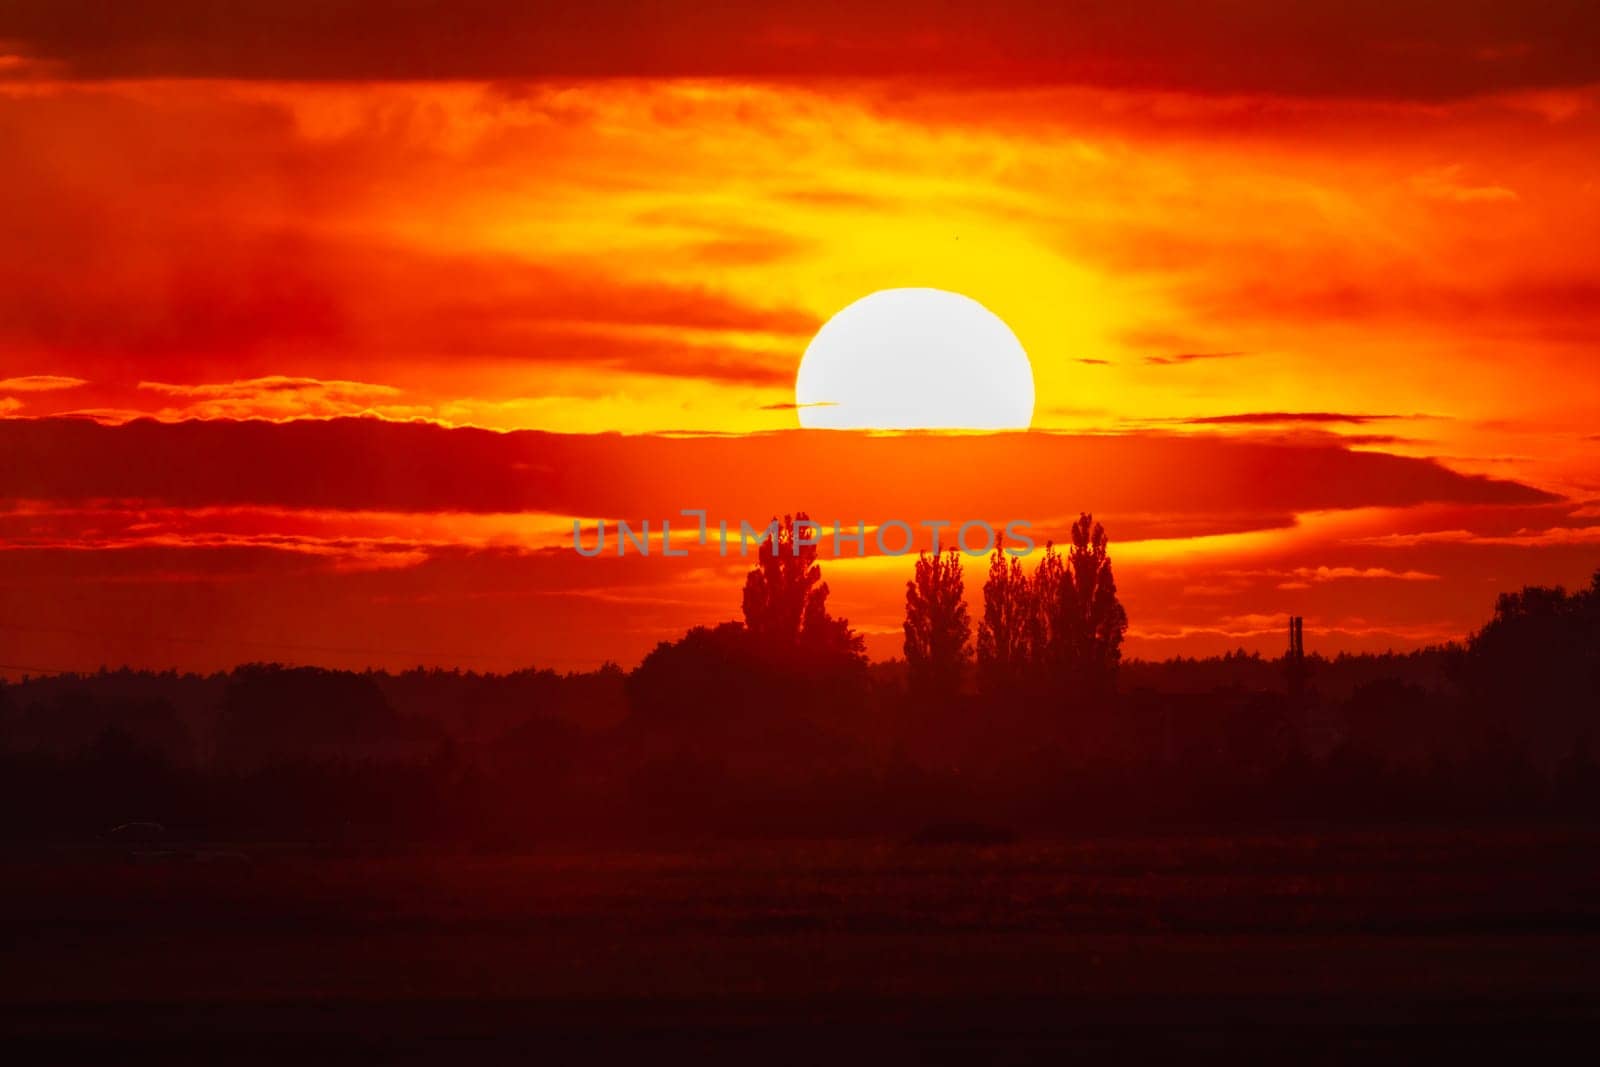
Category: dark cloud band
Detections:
[{"x1": 3, "y1": 2, "x2": 1597, "y2": 100}]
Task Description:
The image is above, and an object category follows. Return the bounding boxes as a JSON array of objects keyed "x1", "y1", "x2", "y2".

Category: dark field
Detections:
[{"x1": 4, "y1": 826, "x2": 1599, "y2": 1061}]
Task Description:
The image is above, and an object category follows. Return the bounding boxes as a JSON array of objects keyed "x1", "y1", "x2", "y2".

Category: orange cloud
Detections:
[
  {"x1": 1410, "y1": 164, "x2": 1519, "y2": 204},
  {"x1": 0, "y1": 375, "x2": 87, "y2": 391},
  {"x1": 136, "y1": 377, "x2": 416, "y2": 422},
  {"x1": 3, "y1": 76, "x2": 1597, "y2": 453}
]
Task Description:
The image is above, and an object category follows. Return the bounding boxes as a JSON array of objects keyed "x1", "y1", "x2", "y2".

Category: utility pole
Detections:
[{"x1": 1285, "y1": 615, "x2": 1306, "y2": 705}]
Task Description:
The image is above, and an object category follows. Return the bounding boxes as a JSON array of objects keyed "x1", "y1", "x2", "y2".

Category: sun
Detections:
[{"x1": 794, "y1": 288, "x2": 1035, "y2": 430}]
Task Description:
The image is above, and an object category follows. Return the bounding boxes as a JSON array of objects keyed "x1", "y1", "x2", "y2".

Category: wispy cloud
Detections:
[
  {"x1": 1183, "y1": 411, "x2": 1401, "y2": 426},
  {"x1": 758, "y1": 400, "x2": 838, "y2": 412},
  {"x1": 1354, "y1": 526, "x2": 1600, "y2": 548},
  {"x1": 0, "y1": 375, "x2": 88, "y2": 392},
  {"x1": 1273, "y1": 565, "x2": 1441, "y2": 589},
  {"x1": 137, "y1": 377, "x2": 418, "y2": 422},
  {"x1": 1410, "y1": 164, "x2": 1518, "y2": 204},
  {"x1": 1144, "y1": 351, "x2": 1247, "y2": 366}
]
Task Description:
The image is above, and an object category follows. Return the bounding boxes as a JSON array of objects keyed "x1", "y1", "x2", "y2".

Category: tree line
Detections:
[
  {"x1": 1, "y1": 511, "x2": 1596, "y2": 843},
  {"x1": 731, "y1": 509, "x2": 1129, "y2": 702}
]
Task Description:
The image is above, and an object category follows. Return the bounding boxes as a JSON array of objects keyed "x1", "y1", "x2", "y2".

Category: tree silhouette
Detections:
[
  {"x1": 904, "y1": 547, "x2": 971, "y2": 698},
  {"x1": 218, "y1": 665, "x2": 400, "y2": 767},
  {"x1": 977, "y1": 544, "x2": 1034, "y2": 696},
  {"x1": 1460, "y1": 568, "x2": 1600, "y2": 766},
  {"x1": 629, "y1": 622, "x2": 766, "y2": 729},
  {"x1": 741, "y1": 512, "x2": 864, "y2": 666},
  {"x1": 1034, "y1": 514, "x2": 1128, "y2": 698},
  {"x1": 1029, "y1": 540, "x2": 1066, "y2": 691},
  {"x1": 1061, "y1": 513, "x2": 1128, "y2": 693}
]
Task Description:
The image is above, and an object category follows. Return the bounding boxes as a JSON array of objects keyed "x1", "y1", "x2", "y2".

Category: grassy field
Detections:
[{"x1": 4, "y1": 826, "x2": 1599, "y2": 1060}]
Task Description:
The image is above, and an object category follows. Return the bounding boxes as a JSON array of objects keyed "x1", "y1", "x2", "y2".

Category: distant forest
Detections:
[{"x1": 3, "y1": 520, "x2": 1596, "y2": 844}]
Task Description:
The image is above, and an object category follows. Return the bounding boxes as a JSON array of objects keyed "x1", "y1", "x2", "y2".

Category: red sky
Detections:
[{"x1": 2, "y1": 2, "x2": 1598, "y2": 672}]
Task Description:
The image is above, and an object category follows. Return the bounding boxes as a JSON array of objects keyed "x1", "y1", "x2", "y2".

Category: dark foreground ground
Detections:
[{"x1": 4, "y1": 825, "x2": 1599, "y2": 1062}]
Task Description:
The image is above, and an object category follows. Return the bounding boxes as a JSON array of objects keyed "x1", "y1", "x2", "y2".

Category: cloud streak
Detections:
[
  {"x1": 1144, "y1": 352, "x2": 1247, "y2": 366},
  {"x1": 1182, "y1": 412, "x2": 1403, "y2": 426},
  {"x1": 0, "y1": 375, "x2": 88, "y2": 392}
]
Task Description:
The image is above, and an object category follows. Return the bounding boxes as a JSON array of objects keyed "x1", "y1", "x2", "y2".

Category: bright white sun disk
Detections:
[{"x1": 795, "y1": 288, "x2": 1034, "y2": 429}]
